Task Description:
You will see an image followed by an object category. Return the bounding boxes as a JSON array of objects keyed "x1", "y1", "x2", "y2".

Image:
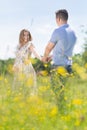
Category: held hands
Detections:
[{"x1": 41, "y1": 55, "x2": 52, "y2": 63}]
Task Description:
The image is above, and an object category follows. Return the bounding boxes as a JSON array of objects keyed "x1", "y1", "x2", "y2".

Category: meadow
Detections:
[{"x1": 0, "y1": 60, "x2": 87, "y2": 130}]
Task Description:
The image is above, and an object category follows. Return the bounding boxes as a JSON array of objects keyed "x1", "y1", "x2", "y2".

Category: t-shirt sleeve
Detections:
[{"x1": 49, "y1": 29, "x2": 59, "y2": 44}]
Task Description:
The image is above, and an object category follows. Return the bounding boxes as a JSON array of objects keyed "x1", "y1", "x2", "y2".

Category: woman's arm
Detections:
[{"x1": 29, "y1": 44, "x2": 41, "y2": 60}]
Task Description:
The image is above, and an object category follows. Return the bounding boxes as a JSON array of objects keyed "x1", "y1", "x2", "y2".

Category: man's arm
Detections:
[{"x1": 42, "y1": 42, "x2": 55, "y2": 62}]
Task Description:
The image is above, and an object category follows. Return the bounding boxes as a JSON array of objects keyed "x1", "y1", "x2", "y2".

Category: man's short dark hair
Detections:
[{"x1": 55, "y1": 9, "x2": 68, "y2": 21}]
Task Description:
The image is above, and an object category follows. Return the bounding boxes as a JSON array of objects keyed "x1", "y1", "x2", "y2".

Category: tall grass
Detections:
[{"x1": 0, "y1": 63, "x2": 87, "y2": 130}]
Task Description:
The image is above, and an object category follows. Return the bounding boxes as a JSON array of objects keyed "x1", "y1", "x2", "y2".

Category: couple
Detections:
[{"x1": 13, "y1": 9, "x2": 76, "y2": 94}]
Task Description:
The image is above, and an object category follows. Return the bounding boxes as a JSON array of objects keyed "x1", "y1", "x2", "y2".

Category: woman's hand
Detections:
[{"x1": 41, "y1": 56, "x2": 48, "y2": 63}]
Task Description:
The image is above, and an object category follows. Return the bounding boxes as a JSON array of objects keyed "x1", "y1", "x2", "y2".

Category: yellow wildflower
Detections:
[
  {"x1": 50, "y1": 106, "x2": 58, "y2": 117},
  {"x1": 72, "y1": 99, "x2": 82, "y2": 105},
  {"x1": 44, "y1": 63, "x2": 48, "y2": 68},
  {"x1": 39, "y1": 70, "x2": 48, "y2": 76},
  {"x1": 61, "y1": 115, "x2": 71, "y2": 121},
  {"x1": 31, "y1": 128, "x2": 35, "y2": 130},
  {"x1": 75, "y1": 120, "x2": 80, "y2": 126},
  {"x1": 57, "y1": 66, "x2": 68, "y2": 76}
]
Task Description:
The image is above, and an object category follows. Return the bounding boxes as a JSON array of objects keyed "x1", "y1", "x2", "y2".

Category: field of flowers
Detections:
[{"x1": 0, "y1": 62, "x2": 87, "y2": 130}]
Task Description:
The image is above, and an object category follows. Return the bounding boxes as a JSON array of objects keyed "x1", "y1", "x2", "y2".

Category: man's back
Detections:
[{"x1": 50, "y1": 24, "x2": 76, "y2": 66}]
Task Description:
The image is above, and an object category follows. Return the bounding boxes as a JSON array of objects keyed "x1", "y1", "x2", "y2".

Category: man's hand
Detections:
[
  {"x1": 41, "y1": 56, "x2": 48, "y2": 63},
  {"x1": 47, "y1": 55, "x2": 52, "y2": 62}
]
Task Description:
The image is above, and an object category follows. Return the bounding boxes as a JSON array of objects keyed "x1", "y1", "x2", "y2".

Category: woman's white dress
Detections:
[{"x1": 13, "y1": 42, "x2": 37, "y2": 95}]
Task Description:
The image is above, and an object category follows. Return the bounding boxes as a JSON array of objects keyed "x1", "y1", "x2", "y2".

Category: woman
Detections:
[{"x1": 13, "y1": 29, "x2": 41, "y2": 95}]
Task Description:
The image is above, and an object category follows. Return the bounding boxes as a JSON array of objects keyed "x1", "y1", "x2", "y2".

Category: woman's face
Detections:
[{"x1": 23, "y1": 31, "x2": 29, "y2": 43}]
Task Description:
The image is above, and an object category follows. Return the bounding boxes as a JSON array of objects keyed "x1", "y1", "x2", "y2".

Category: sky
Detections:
[{"x1": 0, "y1": 0, "x2": 87, "y2": 59}]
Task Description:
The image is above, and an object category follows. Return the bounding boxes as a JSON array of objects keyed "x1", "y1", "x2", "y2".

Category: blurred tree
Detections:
[
  {"x1": 0, "y1": 58, "x2": 14, "y2": 75},
  {"x1": 73, "y1": 54, "x2": 83, "y2": 65},
  {"x1": 80, "y1": 25, "x2": 87, "y2": 64},
  {"x1": 82, "y1": 38, "x2": 87, "y2": 64}
]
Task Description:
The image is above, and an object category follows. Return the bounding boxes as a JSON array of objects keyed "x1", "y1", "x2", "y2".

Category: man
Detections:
[{"x1": 42, "y1": 9, "x2": 77, "y2": 73}]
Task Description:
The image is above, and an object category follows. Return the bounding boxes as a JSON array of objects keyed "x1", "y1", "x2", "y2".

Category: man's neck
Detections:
[
  {"x1": 60, "y1": 21, "x2": 67, "y2": 26},
  {"x1": 58, "y1": 19, "x2": 67, "y2": 26}
]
